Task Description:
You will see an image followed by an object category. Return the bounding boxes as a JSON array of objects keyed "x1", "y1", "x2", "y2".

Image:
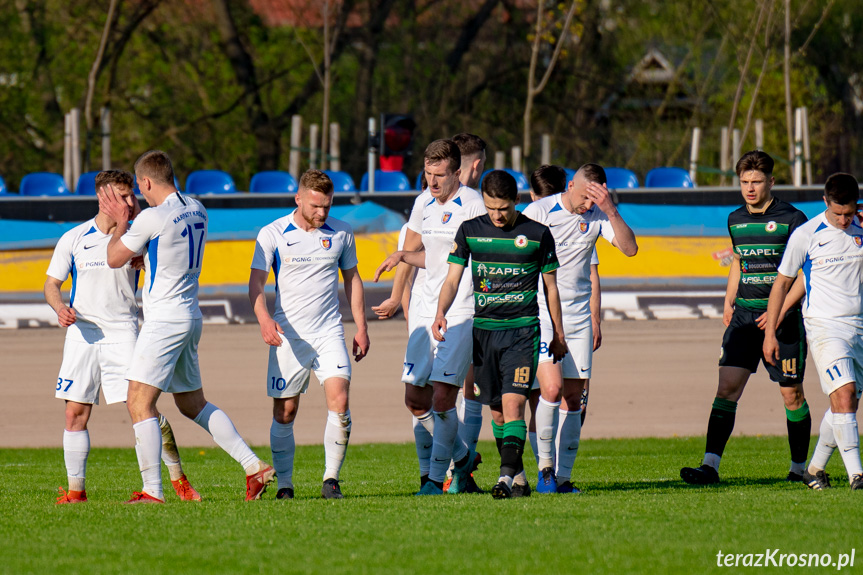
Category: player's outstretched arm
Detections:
[
  {"x1": 432, "y1": 262, "x2": 465, "y2": 342},
  {"x1": 248, "y1": 268, "x2": 283, "y2": 347},
  {"x1": 724, "y1": 254, "x2": 741, "y2": 326},
  {"x1": 342, "y1": 266, "x2": 370, "y2": 361},
  {"x1": 589, "y1": 263, "x2": 602, "y2": 351},
  {"x1": 542, "y1": 270, "x2": 568, "y2": 363},
  {"x1": 587, "y1": 182, "x2": 638, "y2": 257},
  {"x1": 44, "y1": 276, "x2": 76, "y2": 327},
  {"x1": 762, "y1": 273, "x2": 795, "y2": 365},
  {"x1": 372, "y1": 228, "x2": 423, "y2": 319},
  {"x1": 98, "y1": 185, "x2": 136, "y2": 268}
]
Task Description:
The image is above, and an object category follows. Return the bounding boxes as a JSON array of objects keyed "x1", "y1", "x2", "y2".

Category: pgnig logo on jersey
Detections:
[
  {"x1": 514, "y1": 235, "x2": 528, "y2": 248},
  {"x1": 579, "y1": 222, "x2": 588, "y2": 234},
  {"x1": 320, "y1": 238, "x2": 332, "y2": 250}
]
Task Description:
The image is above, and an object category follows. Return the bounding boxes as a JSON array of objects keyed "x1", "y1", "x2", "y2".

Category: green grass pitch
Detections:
[{"x1": 1, "y1": 436, "x2": 859, "y2": 574}]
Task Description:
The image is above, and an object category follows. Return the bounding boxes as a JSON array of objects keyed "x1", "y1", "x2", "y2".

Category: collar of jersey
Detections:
[{"x1": 283, "y1": 210, "x2": 334, "y2": 234}]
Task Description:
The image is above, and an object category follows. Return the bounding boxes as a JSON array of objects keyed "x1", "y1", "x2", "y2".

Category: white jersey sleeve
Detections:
[
  {"x1": 591, "y1": 248, "x2": 599, "y2": 266},
  {"x1": 407, "y1": 191, "x2": 431, "y2": 235},
  {"x1": 339, "y1": 227, "x2": 359, "y2": 270},
  {"x1": 46, "y1": 230, "x2": 75, "y2": 282}
]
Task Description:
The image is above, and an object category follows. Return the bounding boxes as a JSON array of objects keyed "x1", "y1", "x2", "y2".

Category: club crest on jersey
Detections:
[
  {"x1": 442, "y1": 212, "x2": 452, "y2": 224},
  {"x1": 320, "y1": 238, "x2": 332, "y2": 250},
  {"x1": 514, "y1": 235, "x2": 528, "y2": 248},
  {"x1": 855, "y1": 236, "x2": 863, "y2": 248},
  {"x1": 765, "y1": 221, "x2": 777, "y2": 233},
  {"x1": 579, "y1": 222, "x2": 588, "y2": 234}
]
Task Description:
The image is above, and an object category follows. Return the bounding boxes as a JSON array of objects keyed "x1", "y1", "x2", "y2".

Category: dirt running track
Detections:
[{"x1": 0, "y1": 319, "x2": 829, "y2": 448}]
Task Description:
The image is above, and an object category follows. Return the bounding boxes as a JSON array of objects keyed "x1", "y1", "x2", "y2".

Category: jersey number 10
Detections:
[{"x1": 181, "y1": 222, "x2": 205, "y2": 269}]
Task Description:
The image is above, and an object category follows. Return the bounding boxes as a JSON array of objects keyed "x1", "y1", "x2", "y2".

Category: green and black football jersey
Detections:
[
  {"x1": 728, "y1": 198, "x2": 807, "y2": 311},
  {"x1": 448, "y1": 213, "x2": 559, "y2": 330}
]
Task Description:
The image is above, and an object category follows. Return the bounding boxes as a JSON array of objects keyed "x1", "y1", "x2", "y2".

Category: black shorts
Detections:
[
  {"x1": 719, "y1": 307, "x2": 807, "y2": 386},
  {"x1": 472, "y1": 325, "x2": 540, "y2": 406}
]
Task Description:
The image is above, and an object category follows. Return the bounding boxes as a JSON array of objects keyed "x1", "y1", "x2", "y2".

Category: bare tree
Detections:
[{"x1": 83, "y1": 0, "x2": 119, "y2": 171}]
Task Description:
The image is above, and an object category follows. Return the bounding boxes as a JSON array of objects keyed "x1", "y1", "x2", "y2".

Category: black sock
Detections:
[
  {"x1": 500, "y1": 435, "x2": 525, "y2": 478},
  {"x1": 786, "y1": 401, "x2": 812, "y2": 465},
  {"x1": 704, "y1": 397, "x2": 737, "y2": 458}
]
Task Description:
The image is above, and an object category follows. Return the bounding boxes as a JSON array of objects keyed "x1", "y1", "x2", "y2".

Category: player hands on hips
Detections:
[
  {"x1": 249, "y1": 169, "x2": 369, "y2": 500},
  {"x1": 433, "y1": 170, "x2": 566, "y2": 499}
]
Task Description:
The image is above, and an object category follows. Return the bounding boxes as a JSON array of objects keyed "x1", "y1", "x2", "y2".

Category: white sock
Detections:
[
  {"x1": 63, "y1": 429, "x2": 89, "y2": 492},
  {"x1": 459, "y1": 398, "x2": 483, "y2": 458},
  {"x1": 324, "y1": 410, "x2": 351, "y2": 481},
  {"x1": 832, "y1": 412, "x2": 863, "y2": 480},
  {"x1": 809, "y1": 409, "x2": 836, "y2": 472},
  {"x1": 270, "y1": 419, "x2": 295, "y2": 490},
  {"x1": 513, "y1": 470, "x2": 527, "y2": 486},
  {"x1": 703, "y1": 453, "x2": 721, "y2": 471},
  {"x1": 429, "y1": 408, "x2": 459, "y2": 482},
  {"x1": 555, "y1": 408, "x2": 582, "y2": 484},
  {"x1": 497, "y1": 475, "x2": 513, "y2": 488},
  {"x1": 133, "y1": 418, "x2": 163, "y2": 500},
  {"x1": 536, "y1": 397, "x2": 560, "y2": 470},
  {"x1": 528, "y1": 431, "x2": 540, "y2": 467},
  {"x1": 412, "y1": 411, "x2": 434, "y2": 476},
  {"x1": 193, "y1": 402, "x2": 260, "y2": 473},
  {"x1": 158, "y1": 414, "x2": 184, "y2": 481}
]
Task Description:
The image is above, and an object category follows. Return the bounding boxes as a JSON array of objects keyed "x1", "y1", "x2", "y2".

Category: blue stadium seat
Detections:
[
  {"x1": 563, "y1": 168, "x2": 577, "y2": 186},
  {"x1": 324, "y1": 170, "x2": 357, "y2": 193},
  {"x1": 479, "y1": 169, "x2": 531, "y2": 191},
  {"x1": 249, "y1": 171, "x2": 297, "y2": 194},
  {"x1": 185, "y1": 170, "x2": 237, "y2": 194},
  {"x1": 606, "y1": 167, "x2": 640, "y2": 189},
  {"x1": 645, "y1": 167, "x2": 693, "y2": 188},
  {"x1": 75, "y1": 171, "x2": 100, "y2": 195},
  {"x1": 415, "y1": 173, "x2": 424, "y2": 191},
  {"x1": 0, "y1": 175, "x2": 8, "y2": 194},
  {"x1": 19, "y1": 172, "x2": 69, "y2": 196},
  {"x1": 359, "y1": 170, "x2": 411, "y2": 192}
]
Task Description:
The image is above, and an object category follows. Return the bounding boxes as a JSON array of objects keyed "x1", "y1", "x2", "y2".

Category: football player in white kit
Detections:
[
  {"x1": 47, "y1": 170, "x2": 200, "y2": 503},
  {"x1": 100, "y1": 150, "x2": 274, "y2": 503},
  {"x1": 374, "y1": 139, "x2": 486, "y2": 495},
  {"x1": 249, "y1": 169, "x2": 369, "y2": 500},
  {"x1": 522, "y1": 163, "x2": 638, "y2": 493},
  {"x1": 764, "y1": 173, "x2": 863, "y2": 491}
]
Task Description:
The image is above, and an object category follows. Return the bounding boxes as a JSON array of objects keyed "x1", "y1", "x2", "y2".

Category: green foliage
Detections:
[{"x1": 0, "y1": 436, "x2": 859, "y2": 574}]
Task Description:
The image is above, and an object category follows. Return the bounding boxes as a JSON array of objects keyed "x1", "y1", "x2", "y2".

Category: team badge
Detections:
[
  {"x1": 442, "y1": 212, "x2": 452, "y2": 224},
  {"x1": 579, "y1": 222, "x2": 588, "y2": 234},
  {"x1": 855, "y1": 236, "x2": 863, "y2": 248},
  {"x1": 765, "y1": 221, "x2": 777, "y2": 233},
  {"x1": 320, "y1": 238, "x2": 332, "y2": 250},
  {"x1": 514, "y1": 235, "x2": 528, "y2": 248}
]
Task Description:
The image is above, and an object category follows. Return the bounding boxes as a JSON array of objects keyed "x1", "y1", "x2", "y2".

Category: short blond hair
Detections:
[{"x1": 299, "y1": 169, "x2": 334, "y2": 195}]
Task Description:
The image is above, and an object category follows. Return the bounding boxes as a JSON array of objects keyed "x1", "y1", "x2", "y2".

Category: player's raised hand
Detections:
[
  {"x1": 585, "y1": 181, "x2": 614, "y2": 213},
  {"x1": 353, "y1": 330, "x2": 370, "y2": 361},
  {"x1": 372, "y1": 297, "x2": 400, "y2": 319},
  {"x1": 762, "y1": 333, "x2": 780, "y2": 366},
  {"x1": 549, "y1": 334, "x2": 568, "y2": 364},
  {"x1": 56, "y1": 305, "x2": 76, "y2": 327},
  {"x1": 259, "y1": 317, "x2": 284, "y2": 347},
  {"x1": 97, "y1": 184, "x2": 130, "y2": 225},
  {"x1": 373, "y1": 252, "x2": 404, "y2": 282},
  {"x1": 432, "y1": 316, "x2": 447, "y2": 342}
]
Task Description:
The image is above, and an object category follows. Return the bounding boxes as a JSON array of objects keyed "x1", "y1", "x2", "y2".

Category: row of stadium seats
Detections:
[{"x1": 0, "y1": 166, "x2": 694, "y2": 196}]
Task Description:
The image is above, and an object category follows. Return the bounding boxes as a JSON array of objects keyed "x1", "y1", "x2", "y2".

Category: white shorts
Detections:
[
  {"x1": 55, "y1": 338, "x2": 134, "y2": 405},
  {"x1": 805, "y1": 318, "x2": 863, "y2": 397},
  {"x1": 402, "y1": 314, "x2": 473, "y2": 387},
  {"x1": 126, "y1": 319, "x2": 203, "y2": 394},
  {"x1": 267, "y1": 333, "x2": 351, "y2": 398},
  {"x1": 537, "y1": 315, "x2": 592, "y2": 380}
]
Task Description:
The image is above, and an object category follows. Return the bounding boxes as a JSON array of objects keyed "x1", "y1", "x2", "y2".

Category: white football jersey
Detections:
[
  {"x1": 407, "y1": 186, "x2": 485, "y2": 317},
  {"x1": 120, "y1": 192, "x2": 206, "y2": 321},
  {"x1": 398, "y1": 223, "x2": 425, "y2": 298},
  {"x1": 523, "y1": 194, "x2": 615, "y2": 320},
  {"x1": 778, "y1": 212, "x2": 863, "y2": 324},
  {"x1": 251, "y1": 211, "x2": 358, "y2": 339},
  {"x1": 46, "y1": 219, "x2": 139, "y2": 343}
]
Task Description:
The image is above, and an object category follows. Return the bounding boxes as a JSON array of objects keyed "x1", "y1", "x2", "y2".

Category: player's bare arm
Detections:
[
  {"x1": 98, "y1": 185, "x2": 137, "y2": 268},
  {"x1": 723, "y1": 254, "x2": 741, "y2": 326},
  {"x1": 762, "y1": 273, "x2": 795, "y2": 365},
  {"x1": 541, "y1": 270, "x2": 568, "y2": 363},
  {"x1": 586, "y1": 182, "x2": 638, "y2": 257},
  {"x1": 342, "y1": 266, "x2": 370, "y2": 361},
  {"x1": 432, "y1": 261, "x2": 465, "y2": 342},
  {"x1": 372, "y1": 227, "x2": 423, "y2": 318},
  {"x1": 372, "y1": 250, "x2": 427, "y2": 282},
  {"x1": 759, "y1": 274, "x2": 806, "y2": 330},
  {"x1": 44, "y1": 276, "x2": 76, "y2": 327},
  {"x1": 248, "y1": 268, "x2": 284, "y2": 347},
  {"x1": 589, "y1": 263, "x2": 602, "y2": 351}
]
